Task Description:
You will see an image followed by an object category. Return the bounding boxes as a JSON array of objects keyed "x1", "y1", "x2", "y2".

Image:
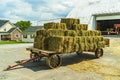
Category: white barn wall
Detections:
[{"x1": 67, "y1": 0, "x2": 120, "y2": 30}]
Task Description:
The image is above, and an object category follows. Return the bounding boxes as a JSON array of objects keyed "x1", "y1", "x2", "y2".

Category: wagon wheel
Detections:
[
  {"x1": 95, "y1": 48, "x2": 103, "y2": 58},
  {"x1": 76, "y1": 51, "x2": 83, "y2": 55},
  {"x1": 30, "y1": 52, "x2": 41, "y2": 62},
  {"x1": 46, "y1": 54, "x2": 62, "y2": 69}
]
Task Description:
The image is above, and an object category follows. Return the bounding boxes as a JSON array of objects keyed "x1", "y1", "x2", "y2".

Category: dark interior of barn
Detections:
[{"x1": 97, "y1": 19, "x2": 120, "y2": 31}]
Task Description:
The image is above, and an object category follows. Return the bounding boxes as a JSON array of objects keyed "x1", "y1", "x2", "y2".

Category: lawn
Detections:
[{"x1": 0, "y1": 41, "x2": 30, "y2": 45}]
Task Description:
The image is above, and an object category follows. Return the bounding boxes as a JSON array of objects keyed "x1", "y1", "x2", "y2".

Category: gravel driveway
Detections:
[{"x1": 0, "y1": 39, "x2": 120, "y2": 80}]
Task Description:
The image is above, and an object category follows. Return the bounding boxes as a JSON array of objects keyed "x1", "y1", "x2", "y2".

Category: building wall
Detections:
[
  {"x1": 0, "y1": 22, "x2": 14, "y2": 32},
  {"x1": 11, "y1": 29, "x2": 22, "y2": 41},
  {"x1": 22, "y1": 34, "x2": 34, "y2": 42}
]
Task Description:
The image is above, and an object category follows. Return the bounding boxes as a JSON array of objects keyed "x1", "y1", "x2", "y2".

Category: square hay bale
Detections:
[
  {"x1": 44, "y1": 36, "x2": 64, "y2": 52},
  {"x1": 95, "y1": 30, "x2": 101, "y2": 36},
  {"x1": 76, "y1": 30, "x2": 89, "y2": 36},
  {"x1": 80, "y1": 24, "x2": 88, "y2": 30},
  {"x1": 60, "y1": 18, "x2": 80, "y2": 30},
  {"x1": 34, "y1": 36, "x2": 45, "y2": 49},
  {"x1": 72, "y1": 24, "x2": 88, "y2": 30},
  {"x1": 36, "y1": 29, "x2": 47, "y2": 36},
  {"x1": 98, "y1": 41, "x2": 105, "y2": 48},
  {"x1": 97, "y1": 36, "x2": 104, "y2": 41},
  {"x1": 63, "y1": 37, "x2": 76, "y2": 53},
  {"x1": 64, "y1": 30, "x2": 77, "y2": 36},
  {"x1": 47, "y1": 29, "x2": 65, "y2": 37},
  {"x1": 44, "y1": 22, "x2": 67, "y2": 30},
  {"x1": 88, "y1": 30, "x2": 101, "y2": 36},
  {"x1": 103, "y1": 38, "x2": 110, "y2": 46},
  {"x1": 44, "y1": 22, "x2": 56, "y2": 29},
  {"x1": 75, "y1": 37, "x2": 87, "y2": 51},
  {"x1": 55, "y1": 23, "x2": 67, "y2": 30},
  {"x1": 88, "y1": 43, "x2": 94, "y2": 51},
  {"x1": 85, "y1": 36, "x2": 94, "y2": 44}
]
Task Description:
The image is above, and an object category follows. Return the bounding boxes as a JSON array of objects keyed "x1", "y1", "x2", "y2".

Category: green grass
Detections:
[{"x1": 0, "y1": 41, "x2": 31, "y2": 45}]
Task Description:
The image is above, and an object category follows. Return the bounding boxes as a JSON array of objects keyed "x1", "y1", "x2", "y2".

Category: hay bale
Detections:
[
  {"x1": 47, "y1": 29, "x2": 65, "y2": 37},
  {"x1": 36, "y1": 29, "x2": 47, "y2": 36},
  {"x1": 98, "y1": 41, "x2": 105, "y2": 48},
  {"x1": 44, "y1": 36, "x2": 64, "y2": 52},
  {"x1": 88, "y1": 43, "x2": 94, "y2": 51},
  {"x1": 85, "y1": 36, "x2": 94, "y2": 44},
  {"x1": 44, "y1": 22, "x2": 67, "y2": 30},
  {"x1": 63, "y1": 37, "x2": 76, "y2": 53},
  {"x1": 88, "y1": 30, "x2": 101, "y2": 36},
  {"x1": 56, "y1": 23, "x2": 67, "y2": 30},
  {"x1": 43, "y1": 36, "x2": 76, "y2": 53},
  {"x1": 76, "y1": 30, "x2": 89, "y2": 36},
  {"x1": 64, "y1": 30, "x2": 77, "y2": 36},
  {"x1": 103, "y1": 38, "x2": 110, "y2": 46},
  {"x1": 60, "y1": 18, "x2": 80, "y2": 30},
  {"x1": 44, "y1": 22, "x2": 56, "y2": 29},
  {"x1": 72, "y1": 24, "x2": 88, "y2": 30},
  {"x1": 34, "y1": 36, "x2": 45, "y2": 49},
  {"x1": 75, "y1": 37, "x2": 87, "y2": 51},
  {"x1": 80, "y1": 24, "x2": 88, "y2": 30}
]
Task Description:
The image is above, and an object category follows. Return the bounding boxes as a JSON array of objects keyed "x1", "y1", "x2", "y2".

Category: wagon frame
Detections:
[{"x1": 26, "y1": 47, "x2": 103, "y2": 69}]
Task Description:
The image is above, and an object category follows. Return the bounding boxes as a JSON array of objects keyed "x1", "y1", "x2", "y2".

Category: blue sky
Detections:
[{"x1": 0, "y1": 0, "x2": 77, "y2": 24}]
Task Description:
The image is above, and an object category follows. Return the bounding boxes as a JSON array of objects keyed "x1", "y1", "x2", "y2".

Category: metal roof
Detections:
[
  {"x1": 0, "y1": 20, "x2": 9, "y2": 27},
  {"x1": 23, "y1": 26, "x2": 43, "y2": 34}
]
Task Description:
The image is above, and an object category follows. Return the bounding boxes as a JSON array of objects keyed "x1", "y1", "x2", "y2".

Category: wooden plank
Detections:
[{"x1": 26, "y1": 48, "x2": 57, "y2": 55}]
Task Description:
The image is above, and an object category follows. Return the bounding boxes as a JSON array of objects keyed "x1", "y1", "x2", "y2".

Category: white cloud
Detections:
[{"x1": 0, "y1": 0, "x2": 78, "y2": 24}]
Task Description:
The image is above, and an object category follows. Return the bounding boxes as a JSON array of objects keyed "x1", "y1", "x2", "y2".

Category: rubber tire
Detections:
[
  {"x1": 95, "y1": 48, "x2": 103, "y2": 58},
  {"x1": 46, "y1": 55, "x2": 62, "y2": 69}
]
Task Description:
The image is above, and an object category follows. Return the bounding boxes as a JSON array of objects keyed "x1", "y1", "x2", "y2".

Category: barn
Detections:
[{"x1": 67, "y1": 0, "x2": 120, "y2": 35}]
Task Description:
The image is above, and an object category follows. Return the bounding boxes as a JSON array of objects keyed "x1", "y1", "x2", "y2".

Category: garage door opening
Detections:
[{"x1": 96, "y1": 19, "x2": 120, "y2": 35}]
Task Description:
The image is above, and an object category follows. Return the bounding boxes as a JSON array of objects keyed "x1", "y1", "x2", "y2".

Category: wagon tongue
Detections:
[
  {"x1": 3, "y1": 57, "x2": 38, "y2": 71},
  {"x1": 4, "y1": 65, "x2": 12, "y2": 71}
]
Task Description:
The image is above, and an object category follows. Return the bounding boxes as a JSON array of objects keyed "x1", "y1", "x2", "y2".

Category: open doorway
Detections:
[{"x1": 96, "y1": 19, "x2": 120, "y2": 35}]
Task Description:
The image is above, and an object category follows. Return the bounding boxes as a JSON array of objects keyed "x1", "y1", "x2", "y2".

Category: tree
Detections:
[{"x1": 16, "y1": 21, "x2": 31, "y2": 31}]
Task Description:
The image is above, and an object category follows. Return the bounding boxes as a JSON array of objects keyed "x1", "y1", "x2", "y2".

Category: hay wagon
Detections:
[
  {"x1": 26, "y1": 46, "x2": 103, "y2": 69},
  {"x1": 4, "y1": 18, "x2": 106, "y2": 71}
]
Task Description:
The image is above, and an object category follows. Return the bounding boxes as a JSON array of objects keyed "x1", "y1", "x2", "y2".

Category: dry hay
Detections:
[
  {"x1": 36, "y1": 29, "x2": 47, "y2": 36},
  {"x1": 64, "y1": 30, "x2": 77, "y2": 37},
  {"x1": 104, "y1": 38, "x2": 120, "y2": 55},
  {"x1": 34, "y1": 36, "x2": 45, "y2": 49},
  {"x1": 42, "y1": 36, "x2": 76, "y2": 53},
  {"x1": 34, "y1": 18, "x2": 105, "y2": 53},
  {"x1": 63, "y1": 37, "x2": 76, "y2": 53},
  {"x1": 44, "y1": 22, "x2": 67, "y2": 30},
  {"x1": 47, "y1": 29, "x2": 65, "y2": 37},
  {"x1": 88, "y1": 30, "x2": 101, "y2": 36},
  {"x1": 72, "y1": 24, "x2": 88, "y2": 30},
  {"x1": 60, "y1": 18, "x2": 80, "y2": 30},
  {"x1": 67, "y1": 60, "x2": 120, "y2": 78},
  {"x1": 104, "y1": 38, "x2": 110, "y2": 46}
]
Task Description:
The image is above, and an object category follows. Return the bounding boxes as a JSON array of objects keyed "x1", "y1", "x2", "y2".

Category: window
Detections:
[
  {"x1": 30, "y1": 34, "x2": 35, "y2": 38},
  {"x1": 15, "y1": 34, "x2": 20, "y2": 38},
  {"x1": 23, "y1": 34, "x2": 27, "y2": 38}
]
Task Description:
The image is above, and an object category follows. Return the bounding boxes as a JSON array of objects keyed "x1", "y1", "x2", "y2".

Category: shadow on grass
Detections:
[{"x1": 7, "y1": 52, "x2": 96, "y2": 71}]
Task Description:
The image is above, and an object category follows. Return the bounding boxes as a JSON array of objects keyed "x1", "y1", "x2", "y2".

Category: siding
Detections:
[
  {"x1": 11, "y1": 29, "x2": 22, "y2": 41},
  {"x1": 0, "y1": 22, "x2": 13, "y2": 32},
  {"x1": 22, "y1": 34, "x2": 34, "y2": 42}
]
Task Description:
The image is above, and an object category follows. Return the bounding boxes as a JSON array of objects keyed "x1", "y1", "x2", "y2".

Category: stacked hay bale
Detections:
[{"x1": 34, "y1": 18, "x2": 105, "y2": 53}]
